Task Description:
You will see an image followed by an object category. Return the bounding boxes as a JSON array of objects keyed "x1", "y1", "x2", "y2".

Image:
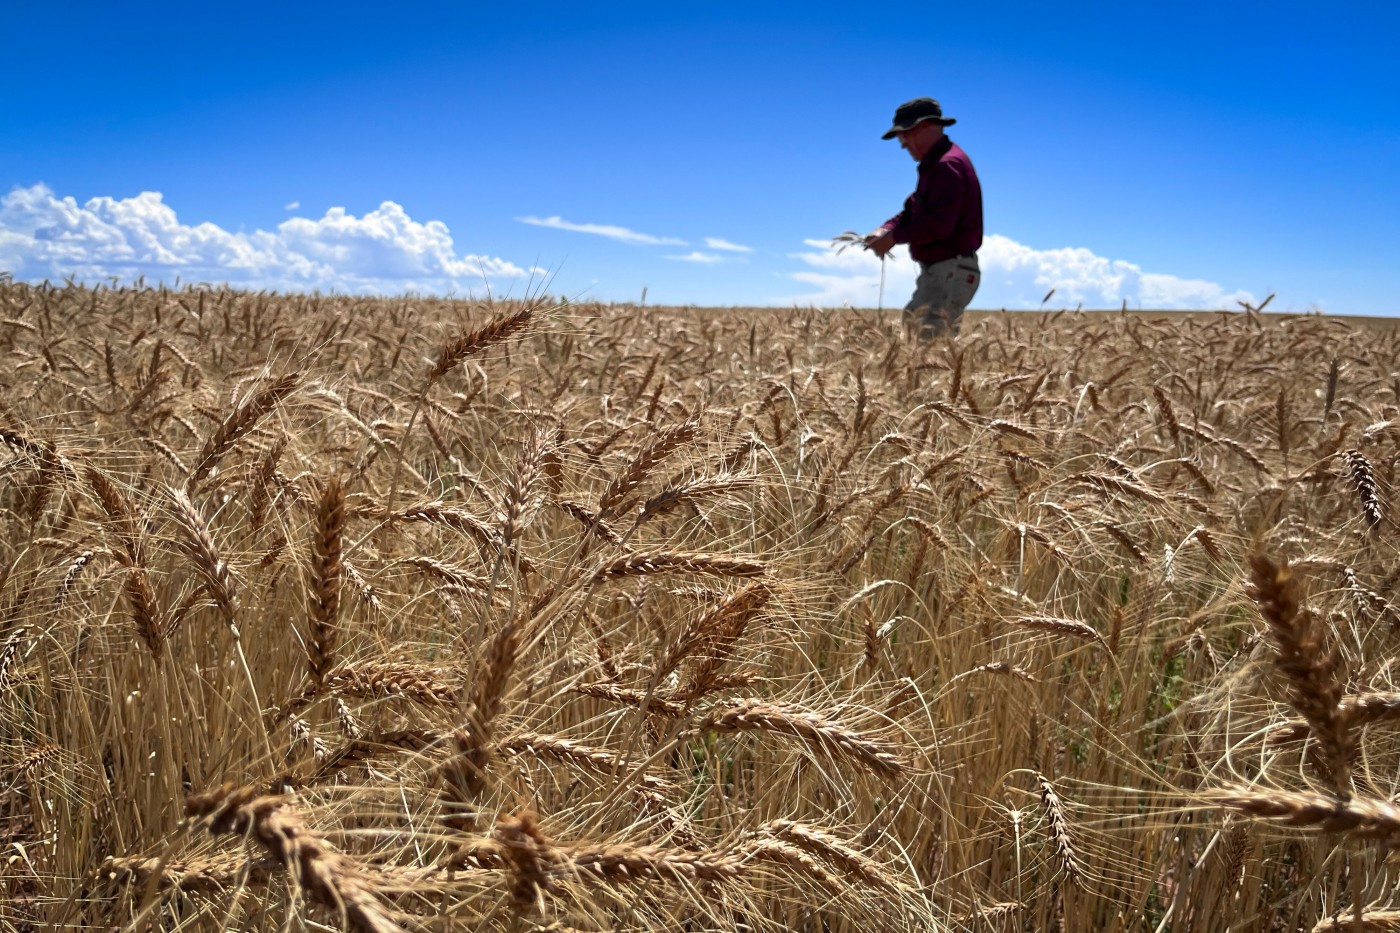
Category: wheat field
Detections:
[{"x1": 0, "y1": 278, "x2": 1398, "y2": 932}]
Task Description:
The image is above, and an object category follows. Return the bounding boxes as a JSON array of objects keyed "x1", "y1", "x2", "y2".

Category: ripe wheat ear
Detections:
[{"x1": 185, "y1": 785, "x2": 403, "y2": 933}]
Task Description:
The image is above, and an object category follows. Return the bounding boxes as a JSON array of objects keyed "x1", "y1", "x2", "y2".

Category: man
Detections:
[{"x1": 865, "y1": 97, "x2": 983, "y2": 338}]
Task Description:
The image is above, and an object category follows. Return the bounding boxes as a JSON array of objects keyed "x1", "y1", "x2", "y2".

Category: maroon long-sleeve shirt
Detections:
[{"x1": 880, "y1": 136, "x2": 983, "y2": 265}]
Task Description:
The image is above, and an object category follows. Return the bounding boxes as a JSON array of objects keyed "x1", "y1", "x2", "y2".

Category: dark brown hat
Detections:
[{"x1": 881, "y1": 97, "x2": 956, "y2": 139}]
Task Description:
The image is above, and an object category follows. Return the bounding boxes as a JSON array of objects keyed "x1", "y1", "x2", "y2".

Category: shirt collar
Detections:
[{"x1": 920, "y1": 136, "x2": 954, "y2": 168}]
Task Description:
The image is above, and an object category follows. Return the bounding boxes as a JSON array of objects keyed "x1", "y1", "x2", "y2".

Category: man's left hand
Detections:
[{"x1": 864, "y1": 228, "x2": 895, "y2": 258}]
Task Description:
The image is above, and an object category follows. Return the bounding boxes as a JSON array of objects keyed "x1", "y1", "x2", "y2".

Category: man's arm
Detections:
[{"x1": 885, "y1": 163, "x2": 966, "y2": 247}]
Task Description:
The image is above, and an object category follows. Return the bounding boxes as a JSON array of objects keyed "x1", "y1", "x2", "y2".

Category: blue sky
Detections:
[{"x1": 2, "y1": 1, "x2": 1397, "y2": 312}]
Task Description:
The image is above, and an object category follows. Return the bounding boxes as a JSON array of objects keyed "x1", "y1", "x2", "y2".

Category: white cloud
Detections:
[
  {"x1": 704, "y1": 237, "x2": 752, "y2": 253},
  {"x1": 284, "y1": 200, "x2": 300, "y2": 210},
  {"x1": 667, "y1": 251, "x2": 724, "y2": 264},
  {"x1": 784, "y1": 234, "x2": 1255, "y2": 310},
  {"x1": 0, "y1": 184, "x2": 530, "y2": 294},
  {"x1": 517, "y1": 214, "x2": 686, "y2": 246}
]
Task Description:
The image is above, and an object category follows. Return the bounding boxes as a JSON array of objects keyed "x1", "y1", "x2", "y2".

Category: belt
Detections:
[{"x1": 920, "y1": 253, "x2": 978, "y2": 270}]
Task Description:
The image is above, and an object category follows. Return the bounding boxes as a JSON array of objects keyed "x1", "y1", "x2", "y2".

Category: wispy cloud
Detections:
[
  {"x1": 704, "y1": 237, "x2": 752, "y2": 253},
  {"x1": 784, "y1": 234, "x2": 1255, "y2": 310},
  {"x1": 666, "y1": 251, "x2": 724, "y2": 264},
  {"x1": 284, "y1": 200, "x2": 300, "y2": 210},
  {"x1": 0, "y1": 183, "x2": 531, "y2": 294},
  {"x1": 517, "y1": 214, "x2": 686, "y2": 246}
]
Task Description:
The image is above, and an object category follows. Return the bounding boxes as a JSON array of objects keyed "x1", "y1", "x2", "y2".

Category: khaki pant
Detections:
[{"x1": 904, "y1": 253, "x2": 980, "y2": 338}]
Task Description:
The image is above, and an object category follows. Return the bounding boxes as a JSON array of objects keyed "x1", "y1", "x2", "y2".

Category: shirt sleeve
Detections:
[{"x1": 886, "y1": 162, "x2": 966, "y2": 246}]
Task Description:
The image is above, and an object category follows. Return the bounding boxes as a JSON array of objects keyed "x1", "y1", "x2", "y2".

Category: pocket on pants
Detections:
[{"x1": 953, "y1": 265, "x2": 979, "y2": 307}]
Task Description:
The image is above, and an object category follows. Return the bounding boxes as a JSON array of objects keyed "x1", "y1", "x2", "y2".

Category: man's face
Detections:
[{"x1": 896, "y1": 121, "x2": 941, "y2": 161}]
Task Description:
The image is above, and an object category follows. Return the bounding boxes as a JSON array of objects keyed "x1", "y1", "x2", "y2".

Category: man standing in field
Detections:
[{"x1": 865, "y1": 97, "x2": 983, "y2": 338}]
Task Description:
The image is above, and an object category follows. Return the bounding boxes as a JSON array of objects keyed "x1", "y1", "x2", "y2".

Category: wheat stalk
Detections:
[
  {"x1": 429, "y1": 304, "x2": 537, "y2": 385},
  {"x1": 1269, "y1": 691, "x2": 1400, "y2": 745},
  {"x1": 567, "y1": 839, "x2": 746, "y2": 885},
  {"x1": 493, "y1": 810, "x2": 555, "y2": 909},
  {"x1": 186, "y1": 372, "x2": 300, "y2": 491},
  {"x1": 167, "y1": 488, "x2": 238, "y2": 628},
  {"x1": 591, "y1": 550, "x2": 765, "y2": 582},
  {"x1": 123, "y1": 566, "x2": 164, "y2": 658},
  {"x1": 695, "y1": 699, "x2": 905, "y2": 779},
  {"x1": 1036, "y1": 772, "x2": 1085, "y2": 889},
  {"x1": 742, "y1": 839, "x2": 845, "y2": 893},
  {"x1": 500, "y1": 429, "x2": 547, "y2": 547},
  {"x1": 1313, "y1": 911, "x2": 1400, "y2": 932},
  {"x1": 598, "y1": 420, "x2": 699, "y2": 514},
  {"x1": 13, "y1": 743, "x2": 61, "y2": 779},
  {"x1": 655, "y1": 580, "x2": 771, "y2": 686},
  {"x1": 988, "y1": 419, "x2": 1038, "y2": 441},
  {"x1": 0, "y1": 626, "x2": 26, "y2": 691},
  {"x1": 1209, "y1": 786, "x2": 1400, "y2": 847},
  {"x1": 956, "y1": 902, "x2": 1024, "y2": 923},
  {"x1": 639, "y1": 472, "x2": 758, "y2": 522},
  {"x1": 1340, "y1": 449, "x2": 1384, "y2": 530},
  {"x1": 441, "y1": 616, "x2": 523, "y2": 832},
  {"x1": 185, "y1": 784, "x2": 402, "y2": 933},
  {"x1": 948, "y1": 661, "x2": 1038, "y2": 685},
  {"x1": 1095, "y1": 521, "x2": 1148, "y2": 564},
  {"x1": 104, "y1": 853, "x2": 275, "y2": 892},
  {"x1": 1247, "y1": 554, "x2": 1353, "y2": 793},
  {"x1": 380, "y1": 303, "x2": 541, "y2": 529},
  {"x1": 84, "y1": 466, "x2": 143, "y2": 563},
  {"x1": 1010, "y1": 615, "x2": 1105, "y2": 646},
  {"x1": 308, "y1": 477, "x2": 346, "y2": 691},
  {"x1": 342, "y1": 560, "x2": 382, "y2": 614},
  {"x1": 680, "y1": 582, "x2": 778, "y2": 697},
  {"x1": 1184, "y1": 525, "x2": 1225, "y2": 562},
  {"x1": 397, "y1": 501, "x2": 495, "y2": 544},
  {"x1": 276, "y1": 659, "x2": 459, "y2": 720},
  {"x1": 1223, "y1": 818, "x2": 1250, "y2": 890},
  {"x1": 53, "y1": 550, "x2": 95, "y2": 608},
  {"x1": 570, "y1": 681, "x2": 688, "y2": 717},
  {"x1": 759, "y1": 819, "x2": 901, "y2": 892},
  {"x1": 276, "y1": 729, "x2": 443, "y2": 789},
  {"x1": 499, "y1": 732, "x2": 670, "y2": 793},
  {"x1": 558, "y1": 500, "x2": 623, "y2": 544},
  {"x1": 398, "y1": 557, "x2": 494, "y2": 597},
  {"x1": 1068, "y1": 471, "x2": 1167, "y2": 506}
]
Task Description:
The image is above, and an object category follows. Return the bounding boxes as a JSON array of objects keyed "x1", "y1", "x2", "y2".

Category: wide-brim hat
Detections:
[{"x1": 881, "y1": 97, "x2": 956, "y2": 139}]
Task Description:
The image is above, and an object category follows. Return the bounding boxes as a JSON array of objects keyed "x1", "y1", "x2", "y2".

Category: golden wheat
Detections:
[{"x1": 6, "y1": 280, "x2": 1400, "y2": 932}]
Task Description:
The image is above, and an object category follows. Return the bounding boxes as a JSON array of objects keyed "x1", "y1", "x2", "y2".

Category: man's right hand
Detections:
[{"x1": 864, "y1": 228, "x2": 895, "y2": 258}]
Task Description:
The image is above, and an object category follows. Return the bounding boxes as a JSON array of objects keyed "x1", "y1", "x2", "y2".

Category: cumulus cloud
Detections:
[
  {"x1": 517, "y1": 214, "x2": 686, "y2": 246},
  {"x1": 667, "y1": 251, "x2": 724, "y2": 264},
  {"x1": 704, "y1": 237, "x2": 752, "y2": 253},
  {"x1": 0, "y1": 184, "x2": 530, "y2": 294},
  {"x1": 784, "y1": 234, "x2": 1255, "y2": 310},
  {"x1": 284, "y1": 200, "x2": 300, "y2": 210}
]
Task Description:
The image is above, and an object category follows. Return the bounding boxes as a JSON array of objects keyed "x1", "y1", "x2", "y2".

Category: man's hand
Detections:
[{"x1": 864, "y1": 228, "x2": 895, "y2": 258}]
